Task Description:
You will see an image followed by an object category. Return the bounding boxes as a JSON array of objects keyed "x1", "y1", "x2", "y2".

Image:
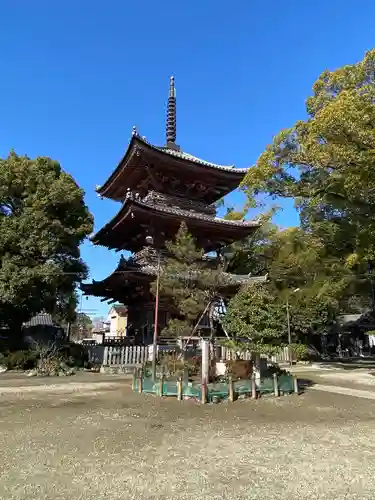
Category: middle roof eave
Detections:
[{"x1": 90, "y1": 198, "x2": 260, "y2": 252}]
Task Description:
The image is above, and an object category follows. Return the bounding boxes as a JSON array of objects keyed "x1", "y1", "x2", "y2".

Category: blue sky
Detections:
[{"x1": 1, "y1": 1, "x2": 374, "y2": 318}]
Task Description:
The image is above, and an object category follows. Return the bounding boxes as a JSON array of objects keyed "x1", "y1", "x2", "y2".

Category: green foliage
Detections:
[
  {"x1": 69, "y1": 312, "x2": 93, "y2": 342},
  {"x1": 242, "y1": 49, "x2": 375, "y2": 265},
  {"x1": 226, "y1": 209, "x2": 278, "y2": 276},
  {"x1": 289, "y1": 343, "x2": 309, "y2": 361},
  {"x1": 60, "y1": 342, "x2": 88, "y2": 368},
  {"x1": 6, "y1": 350, "x2": 38, "y2": 370},
  {"x1": 154, "y1": 223, "x2": 227, "y2": 337},
  {"x1": 0, "y1": 152, "x2": 93, "y2": 331},
  {"x1": 222, "y1": 283, "x2": 286, "y2": 353}
]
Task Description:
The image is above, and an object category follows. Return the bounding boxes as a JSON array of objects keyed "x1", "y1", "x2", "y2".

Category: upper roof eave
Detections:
[
  {"x1": 90, "y1": 197, "x2": 260, "y2": 245},
  {"x1": 96, "y1": 134, "x2": 249, "y2": 199}
]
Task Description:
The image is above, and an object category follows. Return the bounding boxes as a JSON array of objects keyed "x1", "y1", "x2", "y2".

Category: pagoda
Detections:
[{"x1": 82, "y1": 77, "x2": 264, "y2": 342}]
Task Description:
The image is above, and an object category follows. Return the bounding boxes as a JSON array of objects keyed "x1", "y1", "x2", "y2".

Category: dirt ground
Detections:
[{"x1": 0, "y1": 373, "x2": 375, "y2": 500}]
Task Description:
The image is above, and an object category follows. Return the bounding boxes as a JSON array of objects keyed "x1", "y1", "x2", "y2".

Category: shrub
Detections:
[
  {"x1": 0, "y1": 352, "x2": 7, "y2": 366},
  {"x1": 6, "y1": 350, "x2": 38, "y2": 370},
  {"x1": 289, "y1": 343, "x2": 309, "y2": 361},
  {"x1": 184, "y1": 355, "x2": 201, "y2": 377},
  {"x1": 225, "y1": 360, "x2": 253, "y2": 380},
  {"x1": 59, "y1": 342, "x2": 88, "y2": 368}
]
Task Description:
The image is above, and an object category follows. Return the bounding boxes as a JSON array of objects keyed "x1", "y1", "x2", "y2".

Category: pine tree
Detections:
[{"x1": 153, "y1": 223, "x2": 227, "y2": 338}]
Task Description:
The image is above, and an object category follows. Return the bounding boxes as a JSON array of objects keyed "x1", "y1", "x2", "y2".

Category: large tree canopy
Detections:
[
  {"x1": 0, "y1": 152, "x2": 93, "y2": 331},
  {"x1": 242, "y1": 49, "x2": 375, "y2": 264}
]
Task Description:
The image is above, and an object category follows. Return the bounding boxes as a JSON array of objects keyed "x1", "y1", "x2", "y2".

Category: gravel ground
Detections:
[{"x1": 0, "y1": 376, "x2": 375, "y2": 500}]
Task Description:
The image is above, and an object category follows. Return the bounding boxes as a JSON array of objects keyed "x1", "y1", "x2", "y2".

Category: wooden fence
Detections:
[{"x1": 86, "y1": 344, "x2": 292, "y2": 367}]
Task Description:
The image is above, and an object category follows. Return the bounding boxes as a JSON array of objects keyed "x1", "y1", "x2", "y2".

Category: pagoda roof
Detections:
[
  {"x1": 90, "y1": 195, "x2": 259, "y2": 253},
  {"x1": 81, "y1": 256, "x2": 267, "y2": 304},
  {"x1": 96, "y1": 134, "x2": 248, "y2": 203}
]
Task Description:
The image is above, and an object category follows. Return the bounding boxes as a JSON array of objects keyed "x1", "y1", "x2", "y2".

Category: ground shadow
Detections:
[{"x1": 297, "y1": 378, "x2": 316, "y2": 391}]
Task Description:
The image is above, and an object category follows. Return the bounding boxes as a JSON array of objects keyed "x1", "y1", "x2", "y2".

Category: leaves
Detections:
[
  {"x1": 242, "y1": 48, "x2": 375, "y2": 263},
  {"x1": 152, "y1": 223, "x2": 227, "y2": 337},
  {"x1": 0, "y1": 152, "x2": 93, "y2": 330},
  {"x1": 222, "y1": 283, "x2": 286, "y2": 353}
]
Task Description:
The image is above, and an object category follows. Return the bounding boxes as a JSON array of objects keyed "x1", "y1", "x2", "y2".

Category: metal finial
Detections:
[
  {"x1": 169, "y1": 76, "x2": 175, "y2": 98},
  {"x1": 132, "y1": 125, "x2": 137, "y2": 136},
  {"x1": 166, "y1": 75, "x2": 177, "y2": 148}
]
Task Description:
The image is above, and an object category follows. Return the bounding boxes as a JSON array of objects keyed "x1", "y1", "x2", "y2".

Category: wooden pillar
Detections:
[
  {"x1": 201, "y1": 339, "x2": 210, "y2": 384},
  {"x1": 273, "y1": 372, "x2": 279, "y2": 397},
  {"x1": 159, "y1": 374, "x2": 164, "y2": 397},
  {"x1": 177, "y1": 376, "x2": 183, "y2": 401},
  {"x1": 293, "y1": 376, "x2": 299, "y2": 394},
  {"x1": 201, "y1": 379, "x2": 207, "y2": 404},
  {"x1": 228, "y1": 375, "x2": 234, "y2": 402},
  {"x1": 138, "y1": 369, "x2": 143, "y2": 394},
  {"x1": 251, "y1": 373, "x2": 257, "y2": 400}
]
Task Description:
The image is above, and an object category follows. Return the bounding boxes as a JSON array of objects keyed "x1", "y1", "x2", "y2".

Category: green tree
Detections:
[
  {"x1": 223, "y1": 226, "x2": 353, "y2": 352},
  {"x1": 0, "y1": 152, "x2": 93, "y2": 335},
  {"x1": 242, "y1": 49, "x2": 375, "y2": 266},
  {"x1": 70, "y1": 312, "x2": 93, "y2": 342},
  {"x1": 222, "y1": 283, "x2": 285, "y2": 355},
  {"x1": 154, "y1": 223, "x2": 227, "y2": 338}
]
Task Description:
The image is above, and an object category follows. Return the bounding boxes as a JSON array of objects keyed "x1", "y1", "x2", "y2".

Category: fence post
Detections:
[
  {"x1": 251, "y1": 372, "x2": 257, "y2": 399},
  {"x1": 103, "y1": 346, "x2": 109, "y2": 366},
  {"x1": 177, "y1": 376, "x2": 183, "y2": 401},
  {"x1": 273, "y1": 373, "x2": 279, "y2": 397},
  {"x1": 132, "y1": 368, "x2": 137, "y2": 391},
  {"x1": 124, "y1": 346, "x2": 129, "y2": 365},
  {"x1": 201, "y1": 340, "x2": 210, "y2": 384},
  {"x1": 159, "y1": 374, "x2": 164, "y2": 397},
  {"x1": 138, "y1": 368, "x2": 143, "y2": 393},
  {"x1": 120, "y1": 346, "x2": 125, "y2": 365},
  {"x1": 293, "y1": 376, "x2": 299, "y2": 394},
  {"x1": 201, "y1": 379, "x2": 207, "y2": 404},
  {"x1": 228, "y1": 375, "x2": 234, "y2": 402}
]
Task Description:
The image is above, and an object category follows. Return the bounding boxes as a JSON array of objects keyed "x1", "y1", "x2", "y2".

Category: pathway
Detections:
[{"x1": 309, "y1": 383, "x2": 375, "y2": 400}]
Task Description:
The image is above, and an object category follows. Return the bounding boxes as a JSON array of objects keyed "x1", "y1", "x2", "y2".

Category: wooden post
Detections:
[
  {"x1": 177, "y1": 376, "x2": 183, "y2": 401},
  {"x1": 228, "y1": 375, "x2": 234, "y2": 402},
  {"x1": 273, "y1": 372, "x2": 279, "y2": 397},
  {"x1": 201, "y1": 379, "x2": 207, "y2": 404},
  {"x1": 159, "y1": 374, "x2": 164, "y2": 397},
  {"x1": 201, "y1": 340, "x2": 210, "y2": 385},
  {"x1": 251, "y1": 372, "x2": 257, "y2": 399},
  {"x1": 293, "y1": 376, "x2": 299, "y2": 394},
  {"x1": 138, "y1": 369, "x2": 143, "y2": 393}
]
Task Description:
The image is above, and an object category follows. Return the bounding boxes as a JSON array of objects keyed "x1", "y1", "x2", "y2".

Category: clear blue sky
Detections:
[{"x1": 1, "y1": 1, "x2": 374, "y2": 318}]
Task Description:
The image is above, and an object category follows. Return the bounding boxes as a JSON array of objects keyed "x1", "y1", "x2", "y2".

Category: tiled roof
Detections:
[
  {"x1": 135, "y1": 134, "x2": 246, "y2": 172},
  {"x1": 110, "y1": 305, "x2": 128, "y2": 315},
  {"x1": 90, "y1": 197, "x2": 259, "y2": 244},
  {"x1": 154, "y1": 143, "x2": 247, "y2": 173},
  {"x1": 23, "y1": 313, "x2": 55, "y2": 328},
  {"x1": 85, "y1": 256, "x2": 268, "y2": 288},
  {"x1": 138, "y1": 197, "x2": 258, "y2": 227}
]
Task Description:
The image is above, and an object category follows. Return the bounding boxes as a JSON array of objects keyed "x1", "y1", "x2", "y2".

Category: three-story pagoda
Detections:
[{"x1": 82, "y1": 77, "x2": 264, "y2": 341}]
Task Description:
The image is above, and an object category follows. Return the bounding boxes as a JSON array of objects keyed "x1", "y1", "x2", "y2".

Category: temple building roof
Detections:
[
  {"x1": 90, "y1": 193, "x2": 259, "y2": 253},
  {"x1": 96, "y1": 77, "x2": 248, "y2": 203},
  {"x1": 81, "y1": 254, "x2": 268, "y2": 304},
  {"x1": 96, "y1": 134, "x2": 248, "y2": 203}
]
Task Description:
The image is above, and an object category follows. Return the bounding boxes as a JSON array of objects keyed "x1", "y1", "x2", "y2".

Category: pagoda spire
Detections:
[{"x1": 166, "y1": 76, "x2": 180, "y2": 151}]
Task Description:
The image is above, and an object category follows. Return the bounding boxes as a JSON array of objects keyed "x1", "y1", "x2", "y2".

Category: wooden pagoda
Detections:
[{"x1": 82, "y1": 77, "x2": 264, "y2": 342}]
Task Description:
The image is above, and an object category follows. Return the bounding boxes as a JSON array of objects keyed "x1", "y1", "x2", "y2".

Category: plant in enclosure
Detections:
[{"x1": 222, "y1": 283, "x2": 286, "y2": 355}]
